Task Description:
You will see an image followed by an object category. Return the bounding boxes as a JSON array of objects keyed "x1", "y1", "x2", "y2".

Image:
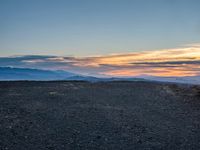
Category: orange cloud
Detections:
[
  {"x1": 90, "y1": 46, "x2": 200, "y2": 77},
  {"x1": 4, "y1": 44, "x2": 200, "y2": 77},
  {"x1": 72, "y1": 45, "x2": 200, "y2": 77}
]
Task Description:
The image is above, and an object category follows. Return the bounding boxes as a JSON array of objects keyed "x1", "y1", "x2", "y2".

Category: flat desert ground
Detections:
[{"x1": 0, "y1": 81, "x2": 200, "y2": 150}]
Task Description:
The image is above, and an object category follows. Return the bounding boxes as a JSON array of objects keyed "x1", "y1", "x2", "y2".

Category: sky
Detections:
[{"x1": 0, "y1": 0, "x2": 200, "y2": 77}]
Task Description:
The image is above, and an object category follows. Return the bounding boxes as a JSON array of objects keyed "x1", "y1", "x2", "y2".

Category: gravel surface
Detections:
[{"x1": 0, "y1": 81, "x2": 200, "y2": 150}]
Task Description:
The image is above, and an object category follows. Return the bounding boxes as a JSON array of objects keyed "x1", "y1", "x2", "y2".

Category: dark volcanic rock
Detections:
[{"x1": 0, "y1": 81, "x2": 200, "y2": 150}]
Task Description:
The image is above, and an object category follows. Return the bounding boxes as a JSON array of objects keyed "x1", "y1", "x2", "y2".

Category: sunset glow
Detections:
[{"x1": 1, "y1": 45, "x2": 200, "y2": 77}]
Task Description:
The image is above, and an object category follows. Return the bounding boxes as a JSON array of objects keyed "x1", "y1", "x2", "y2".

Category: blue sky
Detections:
[{"x1": 0, "y1": 0, "x2": 200, "y2": 56}]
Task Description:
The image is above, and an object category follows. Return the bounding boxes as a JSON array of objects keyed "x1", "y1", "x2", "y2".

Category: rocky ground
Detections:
[{"x1": 0, "y1": 81, "x2": 200, "y2": 150}]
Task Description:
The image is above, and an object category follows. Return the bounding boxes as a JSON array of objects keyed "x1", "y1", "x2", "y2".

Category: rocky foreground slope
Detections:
[{"x1": 0, "y1": 81, "x2": 200, "y2": 150}]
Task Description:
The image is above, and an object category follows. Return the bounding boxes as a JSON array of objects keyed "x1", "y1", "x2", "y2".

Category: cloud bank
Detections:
[{"x1": 1, "y1": 45, "x2": 200, "y2": 77}]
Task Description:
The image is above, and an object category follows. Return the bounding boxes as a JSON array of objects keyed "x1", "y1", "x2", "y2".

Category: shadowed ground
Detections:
[{"x1": 0, "y1": 81, "x2": 200, "y2": 150}]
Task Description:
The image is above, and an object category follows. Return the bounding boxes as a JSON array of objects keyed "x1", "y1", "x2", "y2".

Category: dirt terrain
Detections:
[{"x1": 0, "y1": 81, "x2": 200, "y2": 150}]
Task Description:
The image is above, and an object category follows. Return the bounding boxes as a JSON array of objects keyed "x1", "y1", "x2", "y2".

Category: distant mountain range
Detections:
[
  {"x1": 0, "y1": 67, "x2": 146, "y2": 82},
  {"x1": 0, "y1": 67, "x2": 199, "y2": 85},
  {"x1": 138, "y1": 75, "x2": 200, "y2": 85},
  {"x1": 0, "y1": 67, "x2": 76, "y2": 81}
]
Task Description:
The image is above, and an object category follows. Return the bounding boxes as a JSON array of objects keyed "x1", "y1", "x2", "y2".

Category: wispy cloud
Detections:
[{"x1": 1, "y1": 45, "x2": 200, "y2": 77}]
